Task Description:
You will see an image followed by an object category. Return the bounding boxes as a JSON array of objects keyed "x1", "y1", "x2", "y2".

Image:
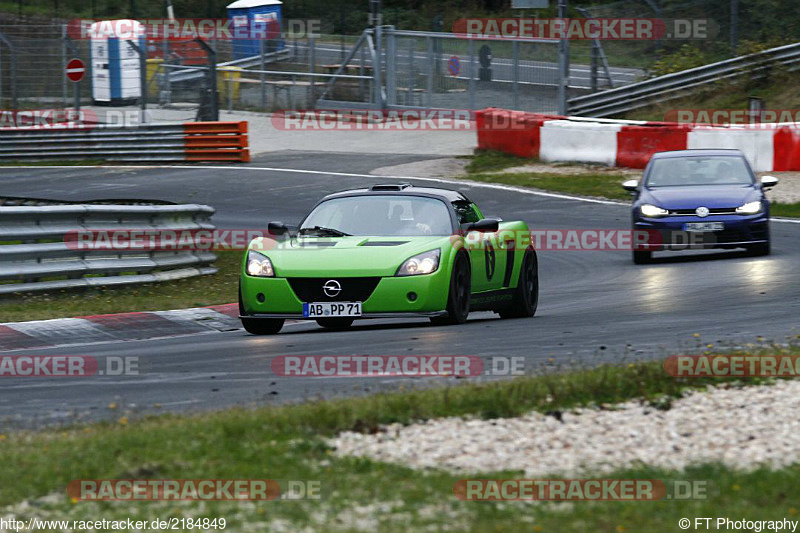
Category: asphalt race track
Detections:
[{"x1": 1, "y1": 153, "x2": 799, "y2": 428}]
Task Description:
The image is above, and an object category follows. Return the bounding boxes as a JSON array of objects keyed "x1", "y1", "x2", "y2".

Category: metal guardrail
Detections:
[
  {"x1": 0, "y1": 122, "x2": 249, "y2": 162},
  {"x1": 168, "y1": 48, "x2": 292, "y2": 83},
  {"x1": 0, "y1": 203, "x2": 217, "y2": 295},
  {"x1": 569, "y1": 42, "x2": 800, "y2": 118}
]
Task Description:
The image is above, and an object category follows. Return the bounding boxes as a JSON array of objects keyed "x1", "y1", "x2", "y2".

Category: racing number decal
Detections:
[{"x1": 485, "y1": 242, "x2": 496, "y2": 281}]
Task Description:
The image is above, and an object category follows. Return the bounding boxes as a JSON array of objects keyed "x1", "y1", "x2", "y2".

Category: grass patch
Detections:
[
  {"x1": 0, "y1": 251, "x2": 241, "y2": 322},
  {"x1": 468, "y1": 170, "x2": 631, "y2": 201},
  {"x1": 462, "y1": 150, "x2": 532, "y2": 175},
  {"x1": 772, "y1": 202, "x2": 800, "y2": 218},
  {"x1": 0, "y1": 348, "x2": 797, "y2": 530}
]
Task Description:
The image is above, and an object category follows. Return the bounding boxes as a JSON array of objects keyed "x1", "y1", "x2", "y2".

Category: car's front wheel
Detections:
[
  {"x1": 747, "y1": 241, "x2": 770, "y2": 257},
  {"x1": 241, "y1": 317, "x2": 285, "y2": 335},
  {"x1": 316, "y1": 318, "x2": 355, "y2": 330},
  {"x1": 239, "y1": 285, "x2": 284, "y2": 335},
  {"x1": 499, "y1": 249, "x2": 538, "y2": 319},
  {"x1": 430, "y1": 252, "x2": 471, "y2": 326},
  {"x1": 633, "y1": 250, "x2": 652, "y2": 264}
]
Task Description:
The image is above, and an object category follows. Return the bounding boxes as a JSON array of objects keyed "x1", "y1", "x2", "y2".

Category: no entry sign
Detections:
[{"x1": 66, "y1": 58, "x2": 85, "y2": 82}]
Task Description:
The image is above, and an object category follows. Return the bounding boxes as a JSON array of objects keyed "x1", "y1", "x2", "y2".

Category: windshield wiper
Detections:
[{"x1": 298, "y1": 225, "x2": 351, "y2": 237}]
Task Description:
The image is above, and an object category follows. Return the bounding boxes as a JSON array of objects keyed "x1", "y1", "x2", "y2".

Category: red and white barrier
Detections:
[
  {"x1": 476, "y1": 108, "x2": 800, "y2": 172},
  {"x1": 540, "y1": 120, "x2": 623, "y2": 166}
]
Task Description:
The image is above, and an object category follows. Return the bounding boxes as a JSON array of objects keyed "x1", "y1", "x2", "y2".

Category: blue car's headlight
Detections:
[
  {"x1": 246, "y1": 250, "x2": 275, "y2": 277},
  {"x1": 396, "y1": 249, "x2": 440, "y2": 277},
  {"x1": 640, "y1": 204, "x2": 669, "y2": 218},
  {"x1": 736, "y1": 201, "x2": 763, "y2": 215}
]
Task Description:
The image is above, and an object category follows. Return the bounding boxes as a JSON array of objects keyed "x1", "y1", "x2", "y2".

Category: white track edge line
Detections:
[{"x1": 5, "y1": 164, "x2": 799, "y2": 221}]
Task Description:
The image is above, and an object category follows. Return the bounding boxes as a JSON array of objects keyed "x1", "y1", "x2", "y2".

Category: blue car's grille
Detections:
[
  {"x1": 668, "y1": 207, "x2": 738, "y2": 216},
  {"x1": 287, "y1": 277, "x2": 381, "y2": 302}
]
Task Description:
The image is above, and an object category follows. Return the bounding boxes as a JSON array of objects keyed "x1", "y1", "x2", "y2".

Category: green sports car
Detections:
[{"x1": 239, "y1": 184, "x2": 538, "y2": 334}]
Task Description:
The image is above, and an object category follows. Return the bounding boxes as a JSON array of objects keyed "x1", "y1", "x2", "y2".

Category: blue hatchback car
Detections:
[{"x1": 624, "y1": 149, "x2": 779, "y2": 264}]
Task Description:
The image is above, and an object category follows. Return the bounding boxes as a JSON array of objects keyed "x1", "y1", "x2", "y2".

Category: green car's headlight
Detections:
[
  {"x1": 736, "y1": 200, "x2": 763, "y2": 215},
  {"x1": 640, "y1": 204, "x2": 669, "y2": 218},
  {"x1": 396, "y1": 249, "x2": 440, "y2": 277},
  {"x1": 246, "y1": 250, "x2": 275, "y2": 277}
]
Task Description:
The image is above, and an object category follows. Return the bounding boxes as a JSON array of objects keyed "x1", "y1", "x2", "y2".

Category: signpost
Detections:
[
  {"x1": 448, "y1": 56, "x2": 461, "y2": 77},
  {"x1": 66, "y1": 58, "x2": 84, "y2": 111},
  {"x1": 66, "y1": 58, "x2": 84, "y2": 82}
]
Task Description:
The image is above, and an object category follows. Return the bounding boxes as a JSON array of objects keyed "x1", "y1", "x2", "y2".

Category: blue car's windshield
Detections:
[
  {"x1": 646, "y1": 156, "x2": 754, "y2": 187},
  {"x1": 300, "y1": 195, "x2": 453, "y2": 236}
]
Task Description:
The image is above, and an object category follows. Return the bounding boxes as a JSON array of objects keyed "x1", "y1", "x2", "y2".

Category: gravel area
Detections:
[
  {"x1": 330, "y1": 381, "x2": 800, "y2": 476},
  {"x1": 371, "y1": 158, "x2": 470, "y2": 179}
]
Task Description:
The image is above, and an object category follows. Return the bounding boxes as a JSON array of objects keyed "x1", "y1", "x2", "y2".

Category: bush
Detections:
[{"x1": 650, "y1": 44, "x2": 711, "y2": 77}]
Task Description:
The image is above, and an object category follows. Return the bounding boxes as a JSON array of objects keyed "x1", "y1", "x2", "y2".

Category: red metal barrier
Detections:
[
  {"x1": 183, "y1": 121, "x2": 249, "y2": 162},
  {"x1": 616, "y1": 125, "x2": 689, "y2": 169},
  {"x1": 773, "y1": 127, "x2": 800, "y2": 171},
  {"x1": 477, "y1": 109, "x2": 563, "y2": 159}
]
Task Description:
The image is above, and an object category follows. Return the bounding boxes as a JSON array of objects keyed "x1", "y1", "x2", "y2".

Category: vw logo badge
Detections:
[
  {"x1": 323, "y1": 279, "x2": 342, "y2": 298},
  {"x1": 695, "y1": 206, "x2": 710, "y2": 218}
]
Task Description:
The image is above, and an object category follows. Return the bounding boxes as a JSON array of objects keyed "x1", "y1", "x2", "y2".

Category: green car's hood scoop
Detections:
[{"x1": 252, "y1": 236, "x2": 449, "y2": 277}]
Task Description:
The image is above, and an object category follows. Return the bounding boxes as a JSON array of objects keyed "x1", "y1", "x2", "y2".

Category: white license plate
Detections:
[
  {"x1": 303, "y1": 302, "x2": 362, "y2": 317},
  {"x1": 684, "y1": 222, "x2": 724, "y2": 232}
]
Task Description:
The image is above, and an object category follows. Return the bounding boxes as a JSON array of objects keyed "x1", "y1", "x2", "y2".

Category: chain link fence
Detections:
[
  {"x1": 0, "y1": 23, "x2": 601, "y2": 118},
  {"x1": 0, "y1": 23, "x2": 91, "y2": 109},
  {"x1": 4, "y1": 2, "x2": 795, "y2": 120},
  {"x1": 381, "y1": 31, "x2": 563, "y2": 113}
]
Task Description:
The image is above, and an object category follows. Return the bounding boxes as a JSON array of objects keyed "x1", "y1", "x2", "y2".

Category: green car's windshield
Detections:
[
  {"x1": 300, "y1": 195, "x2": 453, "y2": 236},
  {"x1": 646, "y1": 156, "x2": 754, "y2": 187}
]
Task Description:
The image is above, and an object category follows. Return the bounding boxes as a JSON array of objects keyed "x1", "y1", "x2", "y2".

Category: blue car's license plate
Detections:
[
  {"x1": 684, "y1": 222, "x2": 724, "y2": 232},
  {"x1": 303, "y1": 302, "x2": 362, "y2": 317}
]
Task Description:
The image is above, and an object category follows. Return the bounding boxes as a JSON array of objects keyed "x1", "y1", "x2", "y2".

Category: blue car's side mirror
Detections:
[
  {"x1": 760, "y1": 176, "x2": 779, "y2": 188},
  {"x1": 622, "y1": 179, "x2": 640, "y2": 192}
]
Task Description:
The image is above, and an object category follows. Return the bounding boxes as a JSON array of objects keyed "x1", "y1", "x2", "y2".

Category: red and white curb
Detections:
[{"x1": 0, "y1": 304, "x2": 243, "y2": 351}]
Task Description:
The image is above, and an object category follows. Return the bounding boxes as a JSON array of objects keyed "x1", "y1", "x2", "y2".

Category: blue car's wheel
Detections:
[
  {"x1": 747, "y1": 241, "x2": 770, "y2": 256},
  {"x1": 633, "y1": 250, "x2": 652, "y2": 264}
]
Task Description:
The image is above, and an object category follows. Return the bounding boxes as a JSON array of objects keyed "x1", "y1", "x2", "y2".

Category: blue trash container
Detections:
[{"x1": 227, "y1": 0, "x2": 284, "y2": 60}]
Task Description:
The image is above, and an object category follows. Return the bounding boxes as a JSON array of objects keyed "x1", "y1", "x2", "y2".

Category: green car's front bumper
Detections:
[{"x1": 240, "y1": 267, "x2": 451, "y2": 319}]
